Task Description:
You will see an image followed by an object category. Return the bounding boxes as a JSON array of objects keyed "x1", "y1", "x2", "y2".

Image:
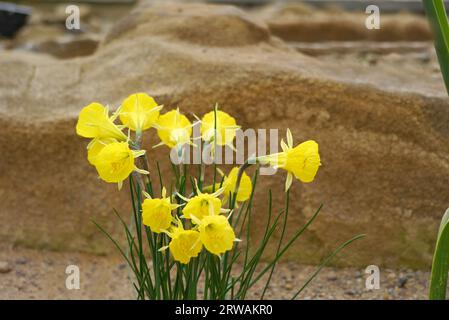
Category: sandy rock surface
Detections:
[
  {"x1": 250, "y1": 3, "x2": 432, "y2": 42},
  {"x1": 0, "y1": 2, "x2": 448, "y2": 269}
]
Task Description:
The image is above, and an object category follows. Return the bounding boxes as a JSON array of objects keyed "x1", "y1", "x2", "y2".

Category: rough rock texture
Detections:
[
  {"x1": 1, "y1": 3, "x2": 126, "y2": 59},
  {"x1": 1, "y1": 2, "x2": 449, "y2": 268},
  {"x1": 30, "y1": 37, "x2": 99, "y2": 59},
  {"x1": 251, "y1": 3, "x2": 432, "y2": 42}
]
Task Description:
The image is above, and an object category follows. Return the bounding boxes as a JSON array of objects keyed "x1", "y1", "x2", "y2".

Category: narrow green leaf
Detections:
[
  {"x1": 423, "y1": 0, "x2": 449, "y2": 94},
  {"x1": 247, "y1": 204, "x2": 323, "y2": 289},
  {"x1": 429, "y1": 207, "x2": 449, "y2": 300},
  {"x1": 291, "y1": 234, "x2": 365, "y2": 299},
  {"x1": 261, "y1": 189, "x2": 287, "y2": 299}
]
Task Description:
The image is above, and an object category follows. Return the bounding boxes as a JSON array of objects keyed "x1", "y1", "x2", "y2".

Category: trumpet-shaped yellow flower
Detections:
[
  {"x1": 94, "y1": 141, "x2": 146, "y2": 184},
  {"x1": 155, "y1": 109, "x2": 192, "y2": 148},
  {"x1": 87, "y1": 138, "x2": 116, "y2": 165},
  {"x1": 182, "y1": 193, "x2": 222, "y2": 222},
  {"x1": 76, "y1": 102, "x2": 127, "y2": 141},
  {"x1": 257, "y1": 129, "x2": 321, "y2": 191},
  {"x1": 119, "y1": 93, "x2": 162, "y2": 132},
  {"x1": 198, "y1": 215, "x2": 235, "y2": 256},
  {"x1": 221, "y1": 167, "x2": 252, "y2": 202},
  {"x1": 168, "y1": 226, "x2": 202, "y2": 264},
  {"x1": 142, "y1": 188, "x2": 178, "y2": 233},
  {"x1": 201, "y1": 110, "x2": 239, "y2": 147}
]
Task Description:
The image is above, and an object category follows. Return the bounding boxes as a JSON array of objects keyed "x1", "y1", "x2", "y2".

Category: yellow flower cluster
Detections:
[
  {"x1": 76, "y1": 100, "x2": 149, "y2": 188},
  {"x1": 143, "y1": 181, "x2": 250, "y2": 263},
  {"x1": 76, "y1": 93, "x2": 321, "y2": 264}
]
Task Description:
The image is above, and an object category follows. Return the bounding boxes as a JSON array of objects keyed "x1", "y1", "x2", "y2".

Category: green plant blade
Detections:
[
  {"x1": 291, "y1": 234, "x2": 365, "y2": 300},
  {"x1": 423, "y1": 0, "x2": 449, "y2": 94},
  {"x1": 429, "y1": 208, "x2": 449, "y2": 300}
]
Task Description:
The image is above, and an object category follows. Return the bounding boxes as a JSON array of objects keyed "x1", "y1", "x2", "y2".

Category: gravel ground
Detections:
[{"x1": 0, "y1": 242, "x2": 432, "y2": 300}]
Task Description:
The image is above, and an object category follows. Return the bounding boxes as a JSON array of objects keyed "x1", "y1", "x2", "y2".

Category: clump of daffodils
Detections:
[
  {"x1": 76, "y1": 92, "x2": 353, "y2": 301},
  {"x1": 77, "y1": 93, "x2": 320, "y2": 262}
]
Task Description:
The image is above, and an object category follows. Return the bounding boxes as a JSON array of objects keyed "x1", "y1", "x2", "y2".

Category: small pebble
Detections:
[
  {"x1": 15, "y1": 258, "x2": 28, "y2": 265},
  {"x1": 345, "y1": 290, "x2": 356, "y2": 296},
  {"x1": 283, "y1": 283, "x2": 293, "y2": 290},
  {"x1": 398, "y1": 276, "x2": 408, "y2": 288},
  {"x1": 15, "y1": 271, "x2": 27, "y2": 278},
  {"x1": 387, "y1": 272, "x2": 397, "y2": 279},
  {"x1": 118, "y1": 263, "x2": 127, "y2": 270},
  {"x1": 45, "y1": 260, "x2": 54, "y2": 266},
  {"x1": 0, "y1": 261, "x2": 12, "y2": 274},
  {"x1": 327, "y1": 271, "x2": 337, "y2": 281}
]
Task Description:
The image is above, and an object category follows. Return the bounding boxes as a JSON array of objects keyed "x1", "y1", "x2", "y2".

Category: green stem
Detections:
[{"x1": 261, "y1": 189, "x2": 289, "y2": 299}]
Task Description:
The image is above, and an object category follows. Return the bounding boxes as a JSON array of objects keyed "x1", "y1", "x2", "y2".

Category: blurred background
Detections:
[{"x1": 1, "y1": 0, "x2": 449, "y2": 299}]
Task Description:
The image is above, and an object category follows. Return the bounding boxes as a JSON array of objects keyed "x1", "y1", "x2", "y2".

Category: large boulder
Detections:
[{"x1": 1, "y1": 2, "x2": 448, "y2": 268}]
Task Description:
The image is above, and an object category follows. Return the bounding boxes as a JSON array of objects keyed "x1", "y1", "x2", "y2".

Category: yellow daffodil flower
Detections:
[
  {"x1": 198, "y1": 215, "x2": 236, "y2": 256},
  {"x1": 142, "y1": 188, "x2": 179, "y2": 233},
  {"x1": 119, "y1": 93, "x2": 162, "y2": 133},
  {"x1": 220, "y1": 167, "x2": 252, "y2": 203},
  {"x1": 182, "y1": 191, "x2": 222, "y2": 222},
  {"x1": 257, "y1": 129, "x2": 321, "y2": 191},
  {"x1": 76, "y1": 102, "x2": 127, "y2": 141},
  {"x1": 155, "y1": 109, "x2": 192, "y2": 148},
  {"x1": 201, "y1": 109, "x2": 240, "y2": 147},
  {"x1": 93, "y1": 141, "x2": 147, "y2": 187},
  {"x1": 166, "y1": 223, "x2": 202, "y2": 264},
  {"x1": 86, "y1": 138, "x2": 116, "y2": 165}
]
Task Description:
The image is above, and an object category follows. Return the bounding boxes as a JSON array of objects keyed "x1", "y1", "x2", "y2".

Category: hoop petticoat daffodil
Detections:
[
  {"x1": 197, "y1": 215, "x2": 236, "y2": 256},
  {"x1": 93, "y1": 141, "x2": 148, "y2": 189},
  {"x1": 76, "y1": 102, "x2": 127, "y2": 141},
  {"x1": 219, "y1": 167, "x2": 252, "y2": 203},
  {"x1": 154, "y1": 108, "x2": 193, "y2": 149},
  {"x1": 141, "y1": 187, "x2": 180, "y2": 234},
  {"x1": 257, "y1": 128, "x2": 321, "y2": 191},
  {"x1": 180, "y1": 187, "x2": 224, "y2": 223},
  {"x1": 119, "y1": 93, "x2": 162, "y2": 133},
  {"x1": 160, "y1": 219, "x2": 203, "y2": 264},
  {"x1": 87, "y1": 137, "x2": 117, "y2": 166},
  {"x1": 200, "y1": 108, "x2": 240, "y2": 148}
]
